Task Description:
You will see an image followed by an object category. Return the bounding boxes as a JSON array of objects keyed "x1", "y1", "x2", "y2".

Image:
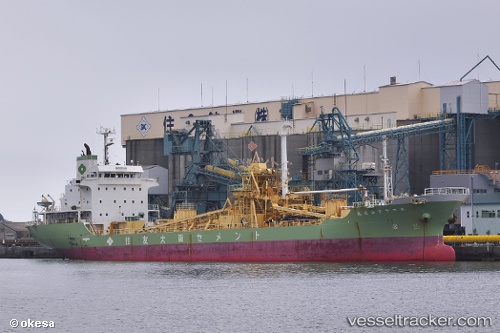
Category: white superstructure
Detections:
[{"x1": 35, "y1": 133, "x2": 159, "y2": 235}]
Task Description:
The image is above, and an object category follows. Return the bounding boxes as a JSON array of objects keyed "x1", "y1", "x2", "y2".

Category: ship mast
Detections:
[
  {"x1": 382, "y1": 136, "x2": 393, "y2": 203},
  {"x1": 97, "y1": 127, "x2": 115, "y2": 165},
  {"x1": 280, "y1": 120, "x2": 292, "y2": 199}
]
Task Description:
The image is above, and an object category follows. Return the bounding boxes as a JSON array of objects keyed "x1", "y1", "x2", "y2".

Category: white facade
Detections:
[{"x1": 440, "y1": 79, "x2": 489, "y2": 115}]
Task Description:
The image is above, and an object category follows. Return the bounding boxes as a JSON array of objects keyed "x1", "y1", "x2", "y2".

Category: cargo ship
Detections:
[{"x1": 28, "y1": 128, "x2": 469, "y2": 262}]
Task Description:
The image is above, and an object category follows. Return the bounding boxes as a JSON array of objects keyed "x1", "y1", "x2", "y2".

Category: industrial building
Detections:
[
  {"x1": 120, "y1": 76, "x2": 500, "y2": 223},
  {"x1": 431, "y1": 167, "x2": 500, "y2": 235}
]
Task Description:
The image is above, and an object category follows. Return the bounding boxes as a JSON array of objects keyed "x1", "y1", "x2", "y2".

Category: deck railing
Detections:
[{"x1": 424, "y1": 187, "x2": 469, "y2": 196}]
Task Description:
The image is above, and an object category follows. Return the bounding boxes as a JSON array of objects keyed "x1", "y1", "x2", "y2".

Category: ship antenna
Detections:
[{"x1": 97, "y1": 127, "x2": 116, "y2": 165}]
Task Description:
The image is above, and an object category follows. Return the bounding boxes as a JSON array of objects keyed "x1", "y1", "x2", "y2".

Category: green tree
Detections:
[{"x1": 0, "y1": 213, "x2": 4, "y2": 222}]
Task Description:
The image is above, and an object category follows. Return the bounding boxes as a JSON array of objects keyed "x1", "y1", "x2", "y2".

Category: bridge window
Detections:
[{"x1": 481, "y1": 210, "x2": 495, "y2": 218}]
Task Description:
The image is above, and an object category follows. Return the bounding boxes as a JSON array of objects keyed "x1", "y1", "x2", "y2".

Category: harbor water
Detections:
[{"x1": 1, "y1": 259, "x2": 498, "y2": 332}]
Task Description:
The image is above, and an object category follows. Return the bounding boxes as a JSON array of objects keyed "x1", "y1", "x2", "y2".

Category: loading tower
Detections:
[{"x1": 164, "y1": 119, "x2": 244, "y2": 215}]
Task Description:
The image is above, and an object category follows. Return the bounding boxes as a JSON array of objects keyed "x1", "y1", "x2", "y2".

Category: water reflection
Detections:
[
  {"x1": 143, "y1": 260, "x2": 500, "y2": 280},
  {"x1": 3, "y1": 259, "x2": 499, "y2": 333}
]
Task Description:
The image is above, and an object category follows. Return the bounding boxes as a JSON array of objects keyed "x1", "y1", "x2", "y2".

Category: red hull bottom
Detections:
[{"x1": 57, "y1": 236, "x2": 455, "y2": 262}]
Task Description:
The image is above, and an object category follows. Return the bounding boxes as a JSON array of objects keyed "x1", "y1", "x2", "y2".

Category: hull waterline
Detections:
[{"x1": 54, "y1": 236, "x2": 454, "y2": 262}]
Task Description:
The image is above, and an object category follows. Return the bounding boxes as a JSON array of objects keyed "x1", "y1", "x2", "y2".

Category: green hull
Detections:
[{"x1": 28, "y1": 199, "x2": 461, "y2": 262}]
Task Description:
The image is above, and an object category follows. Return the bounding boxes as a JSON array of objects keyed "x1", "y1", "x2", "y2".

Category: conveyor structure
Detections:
[
  {"x1": 302, "y1": 104, "x2": 500, "y2": 197},
  {"x1": 300, "y1": 107, "x2": 456, "y2": 196}
]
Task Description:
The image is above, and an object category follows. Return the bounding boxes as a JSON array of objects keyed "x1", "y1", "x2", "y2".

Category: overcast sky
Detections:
[{"x1": 1, "y1": 0, "x2": 500, "y2": 222}]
